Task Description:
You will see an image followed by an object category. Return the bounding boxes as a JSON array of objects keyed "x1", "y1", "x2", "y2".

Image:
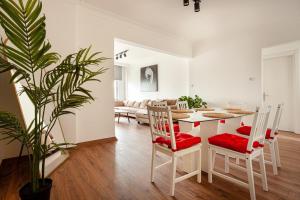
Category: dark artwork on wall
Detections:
[{"x1": 140, "y1": 65, "x2": 158, "y2": 92}]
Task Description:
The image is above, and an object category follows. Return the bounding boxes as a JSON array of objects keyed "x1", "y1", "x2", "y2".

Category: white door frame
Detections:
[{"x1": 261, "y1": 41, "x2": 300, "y2": 134}]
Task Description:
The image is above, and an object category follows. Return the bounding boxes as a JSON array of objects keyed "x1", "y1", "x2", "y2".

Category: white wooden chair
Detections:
[
  {"x1": 176, "y1": 100, "x2": 200, "y2": 128},
  {"x1": 208, "y1": 106, "x2": 271, "y2": 200},
  {"x1": 147, "y1": 105, "x2": 202, "y2": 196},
  {"x1": 236, "y1": 104, "x2": 283, "y2": 175},
  {"x1": 152, "y1": 101, "x2": 167, "y2": 107},
  {"x1": 176, "y1": 101, "x2": 189, "y2": 109}
]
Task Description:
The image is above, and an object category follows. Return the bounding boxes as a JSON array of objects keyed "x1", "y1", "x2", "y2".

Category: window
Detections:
[{"x1": 114, "y1": 66, "x2": 125, "y2": 100}]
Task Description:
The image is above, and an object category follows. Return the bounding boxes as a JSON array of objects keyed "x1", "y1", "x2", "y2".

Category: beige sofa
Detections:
[{"x1": 114, "y1": 99, "x2": 177, "y2": 124}]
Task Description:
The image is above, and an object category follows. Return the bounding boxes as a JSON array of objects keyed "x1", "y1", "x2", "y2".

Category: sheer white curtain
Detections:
[{"x1": 114, "y1": 66, "x2": 126, "y2": 100}]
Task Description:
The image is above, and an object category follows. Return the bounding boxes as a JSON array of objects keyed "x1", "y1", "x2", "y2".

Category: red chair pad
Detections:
[
  {"x1": 219, "y1": 120, "x2": 226, "y2": 124},
  {"x1": 194, "y1": 121, "x2": 200, "y2": 127},
  {"x1": 208, "y1": 133, "x2": 262, "y2": 154},
  {"x1": 165, "y1": 123, "x2": 180, "y2": 132},
  {"x1": 236, "y1": 126, "x2": 276, "y2": 139},
  {"x1": 155, "y1": 132, "x2": 201, "y2": 151}
]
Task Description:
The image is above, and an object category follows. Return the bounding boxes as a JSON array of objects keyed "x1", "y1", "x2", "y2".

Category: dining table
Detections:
[{"x1": 176, "y1": 108, "x2": 255, "y2": 173}]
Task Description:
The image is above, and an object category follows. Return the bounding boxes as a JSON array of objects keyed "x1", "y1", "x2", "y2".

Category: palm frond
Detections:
[
  {"x1": 0, "y1": 111, "x2": 26, "y2": 144},
  {"x1": 0, "y1": 0, "x2": 59, "y2": 82}
]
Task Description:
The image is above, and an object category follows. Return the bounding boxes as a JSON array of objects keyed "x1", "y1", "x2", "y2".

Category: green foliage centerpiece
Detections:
[
  {"x1": 0, "y1": 0, "x2": 107, "y2": 199},
  {"x1": 178, "y1": 95, "x2": 207, "y2": 108}
]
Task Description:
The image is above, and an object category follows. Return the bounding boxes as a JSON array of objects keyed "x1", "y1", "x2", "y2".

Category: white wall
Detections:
[
  {"x1": 124, "y1": 54, "x2": 189, "y2": 101},
  {"x1": 0, "y1": 0, "x2": 192, "y2": 159},
  {"x1": 75, "y1": 2, "x2": 191, "y2": 143},
  {"x1": 190, "y1": 26, "x2": 300, "y2": 108},
  {"x1": 43, "y1": 0, "x2": 77, "y2": 143}
]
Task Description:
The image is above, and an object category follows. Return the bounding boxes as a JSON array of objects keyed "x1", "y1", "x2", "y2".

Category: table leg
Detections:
[
  {"x1": 127, "y1": 113, "x2": 130, "y2": 123},
  {"x1": 178, "y1": 121, "x2": 219, "y2": 173},
  {"x1": 118, "y1": 113, "x2": 120, "y2": 123}
]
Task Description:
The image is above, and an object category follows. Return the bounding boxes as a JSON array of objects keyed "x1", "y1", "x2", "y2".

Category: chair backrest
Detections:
[
  {"x1": 176, "y1": 101, "x2": 189, "y2": 110},
  {"x1": 247, "y1": 106, "x2": 271, "y2": 152},
  {"x1": 270, "y1": 103, "x2": 284, "y2": 138},
  {"x1": 152, "y1": 101, "x2": 167, "y2": 107},
  {"x1": 147, "y1": 105, "x2": 176, "y2": 150}
]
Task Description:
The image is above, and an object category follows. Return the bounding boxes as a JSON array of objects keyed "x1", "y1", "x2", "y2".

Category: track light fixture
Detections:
[
  {"x1": 115, "y1": 50, "x2": 128, "y2": 60},
  {"x1": 183, "y1": 0, "x2": 189, "y2": 6},
  {"x1": 194, "y1": 0, "x2": 200, "y2": 12},
  {"x1": 183, "y1": 0, "x2": 202, "y2": 12}
]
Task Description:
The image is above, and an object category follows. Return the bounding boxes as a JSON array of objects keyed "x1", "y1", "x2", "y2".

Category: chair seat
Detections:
[
  {"x1": 194, "y1": 121, "x2": 200, "y2": 127},
  {"x1": 236, "y1": 126, "x2": 278, "y2": 139},
  {"x1": 208, "y1": 133, "x2": 263, "y2": 154},
  {"x1": 165, "y1": 123, "x2": 180, "y2": 133},
  {"x1": 155, "y1": 132, "x2": 201, "y2": 151},
  {"x1": 219, "y1": 120, "x2": 226, "y2": 124}
]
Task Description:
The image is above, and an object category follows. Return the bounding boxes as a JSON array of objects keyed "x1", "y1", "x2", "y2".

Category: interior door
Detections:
[{"x1": 263, "y1": 56, "x2": 294, "y2": 132}]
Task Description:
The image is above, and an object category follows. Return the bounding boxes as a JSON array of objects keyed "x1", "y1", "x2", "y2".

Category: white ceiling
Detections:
[
  {"x1": 83, "y1": 0, "x2": 300, "y2": 43},
  {"x1": 114, "y1": 40, "x2": 176, "y2": 65}
]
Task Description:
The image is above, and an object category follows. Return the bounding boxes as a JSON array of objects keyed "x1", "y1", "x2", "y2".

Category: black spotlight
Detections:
[
  {"x1": 183, "y1": 0, "x2": 189, "y2": 6},
  {"x1": 124, "y1": 53, "x2": 127, "y2": 57},
  {"x1": 116, "y1": 55, "x2": 118, "y2": 60},
  {"x1": 194, "y1": 0, "x2": 200, "y2": 12}
]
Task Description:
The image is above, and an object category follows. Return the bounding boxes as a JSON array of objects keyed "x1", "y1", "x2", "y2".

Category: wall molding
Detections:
[{"x1": 77, "y1": 137, "x2": 118, "y2": 147}]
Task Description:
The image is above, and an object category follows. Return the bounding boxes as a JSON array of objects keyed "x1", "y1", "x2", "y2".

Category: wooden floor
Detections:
[{"x1": 1, "y1": 118, "x2": 300, "y2": 200}]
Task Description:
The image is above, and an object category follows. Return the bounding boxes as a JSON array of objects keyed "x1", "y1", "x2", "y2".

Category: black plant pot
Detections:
[{"x1": 19, "y1": 178, "x2": 52, "y2": 200}]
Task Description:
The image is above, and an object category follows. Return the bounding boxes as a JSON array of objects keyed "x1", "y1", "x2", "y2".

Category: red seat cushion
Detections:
[
  {"x1": 165, "y1": 123, "x2": 180, "y2": 133},
  {"x1": 236, "y1": 126, "x2": 277, "y2": 139},
  {"x1": 155, "y1": 132, "x2": 201, "y2": 151},
  {"x1": 194, "y1": 121, "x2": 200, "y2": 127},
  {"x1": 219, "y1": 120, "x2": 226, "y2": 124},
  {"x1": 208, "y1": 133, "x2": 262, "y2": 154}
]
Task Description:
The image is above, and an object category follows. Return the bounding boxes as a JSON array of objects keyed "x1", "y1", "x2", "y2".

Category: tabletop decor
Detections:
[
  {"x1": 227, "y1": 110, "x2": 255, "y2": 115},
  {"x1": 195, "y1": 108, "x2": 215, "y2": 111},
  {"x1": 202, "y1": 113, "x2": 234, "y2": 119},
  {"x1": 178, "y1": 95, "x2": 207, "y2": 109},
  {"x1": 172, "y1": 109, "x2": 194, "y2": 113}
]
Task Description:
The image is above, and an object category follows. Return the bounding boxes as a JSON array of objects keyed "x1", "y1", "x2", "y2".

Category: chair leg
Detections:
[
  {"x1": 259, "y1": 151, "x2": 268, "y2": 191},
  {"x1": 212, "y1": 150, "x2": 216, "y2": 169},
  {"x1": 197, "y1": 147, "x2": 202, "y2": 183},
  {"x1": 170, "y1": 154, "x2": 177, "y2": 196},
  {"x1": 208, "y1": 147, "x2": 213, "y2": 183},
  {"x1": 246, "y1": 158, "x2": 256, "y2": 200},
  {"x1": 225, "y1": 155, "x2": 230, "y2": 173},
  {"x1": 269, "y1": 141, "x2": 278, "y2": 175},
  {"x1": 274, "y1": 138, "x2": 281, "y2": 167},
  {"x1": 151, "y1": 145, "x2": 156, "y2": 182}
]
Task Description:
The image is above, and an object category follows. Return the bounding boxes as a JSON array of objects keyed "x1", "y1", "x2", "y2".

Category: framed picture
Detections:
[{"x1": 140, "y1": 65, "x2": 158, "y2": 92}]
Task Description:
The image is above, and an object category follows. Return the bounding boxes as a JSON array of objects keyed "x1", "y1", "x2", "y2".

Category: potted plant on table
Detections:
[
  {"x1": 0, "y1": 0, "x2": 107, "y2": 199},
  {"x1": 178, "y1": 95, "x2": 207, "y2": 108}
]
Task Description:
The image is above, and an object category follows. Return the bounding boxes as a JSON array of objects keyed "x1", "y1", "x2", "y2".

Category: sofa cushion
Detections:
[
  {"x1": 133, "y1": 101, "x2": 141, "y2": 108},
  {"x1": 140, "y1": 99, "x2": 150, "y2": 108},
  {"x1": 126, "y1": 101, "x2": 135, "y2": 107},
  {"x1": 114, "y1": 101, "x2": 125, "y2": 107}
]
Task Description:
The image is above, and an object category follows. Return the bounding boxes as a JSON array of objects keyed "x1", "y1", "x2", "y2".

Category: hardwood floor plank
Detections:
[{"x1": 1, "y1": 120, "x2": 300, "y2": 200}]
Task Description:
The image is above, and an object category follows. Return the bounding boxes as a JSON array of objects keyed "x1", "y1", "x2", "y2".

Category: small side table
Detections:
[{"x1": 115, "y1": 109, "x2": 130, "y2": 123}]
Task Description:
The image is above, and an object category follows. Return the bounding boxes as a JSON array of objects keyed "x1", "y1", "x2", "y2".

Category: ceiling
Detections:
[
  {"x1": 114, "y1": 40, "x2": 178, "y2": 65},
  {"x1": 83, "y1": 0, "x2": 300, "y2": 43}
]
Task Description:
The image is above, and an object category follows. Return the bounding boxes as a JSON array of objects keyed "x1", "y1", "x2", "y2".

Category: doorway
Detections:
[
  {"x1": 262, "y1": 41, "x2": 300, "y2": 134},
  {"x1": 262, "y1": 56, "x2": 295, "y2": 132}
]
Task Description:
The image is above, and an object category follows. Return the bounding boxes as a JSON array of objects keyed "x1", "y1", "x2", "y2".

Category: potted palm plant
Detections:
[{"x1": 0, "y1": 0, "x2": 107, "y2": 199}]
